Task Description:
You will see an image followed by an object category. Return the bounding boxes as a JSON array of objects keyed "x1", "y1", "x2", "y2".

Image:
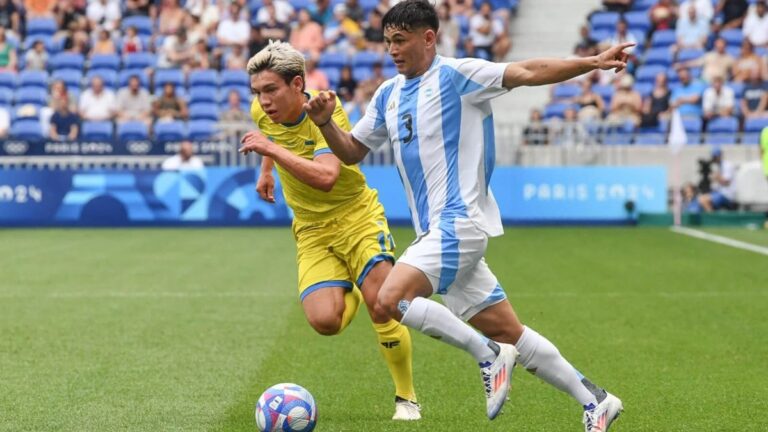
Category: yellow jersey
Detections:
[{"x1": 251, "y1": 90, "x2": 369, "y2": 221}]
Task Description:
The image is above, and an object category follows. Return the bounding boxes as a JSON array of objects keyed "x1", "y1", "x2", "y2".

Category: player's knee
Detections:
[
  {"x1": 376, "y1": 289, "x2": 401, "y2": 319},
  {"x1": 307, "y1": 315, "x2": 342, "y2": 336}
]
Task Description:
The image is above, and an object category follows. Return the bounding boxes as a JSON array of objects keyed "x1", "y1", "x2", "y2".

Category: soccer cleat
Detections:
[
  {"x1": 583, "y1": 392, "x2": 623, "y2": 432},
  {"x1": 480, "y1": 342, "x2": 518, "y2": 420},
  {"x1": 392, "y1": 396, "x2": 421, "y2": 420}
]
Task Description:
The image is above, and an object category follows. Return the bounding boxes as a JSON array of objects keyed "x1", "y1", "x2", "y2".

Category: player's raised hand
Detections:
[
  {"x1": 596, "y1": 42, "x2": 634, "y2": 73},
  {"x1": 256, "y1": 172, "x2": 275, "y2": 203},
  {"x1": 303, "y1": 91, "x2": 337, "y2": 127},
  {"x1": 239, "y1": 130, "x2": 275, "y2": 156}
]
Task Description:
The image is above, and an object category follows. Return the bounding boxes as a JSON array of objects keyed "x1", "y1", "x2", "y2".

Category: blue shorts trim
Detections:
[
  {"x1": 356, "y1": 253, "x2": 394, "y2": 287},
  {"x1": 300, "y1": 280, "x2": 353, "y2": 302},
  {"x1": 313, "y1": 148, "x2": 333, "y2": 157}
]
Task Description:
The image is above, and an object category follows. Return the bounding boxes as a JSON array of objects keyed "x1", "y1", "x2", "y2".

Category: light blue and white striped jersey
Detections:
[{"x1": 352, "y1": 56, "x2": 509, "y2": 237}]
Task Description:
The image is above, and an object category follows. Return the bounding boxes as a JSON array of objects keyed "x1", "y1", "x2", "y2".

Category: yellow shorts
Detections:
[{"x1": 293, "y1": 188, "x2": 395, "y2": 301}]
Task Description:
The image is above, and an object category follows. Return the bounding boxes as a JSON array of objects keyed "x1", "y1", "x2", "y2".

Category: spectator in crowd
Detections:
[
  {"x1": 49, "y1": 99, "x2": 80, "y2": 141},
  {"x1": 574, "y1": 80, "x2": 605, "y2": 122},
  {"x1": 54, "y1": 1, "x2": 87, "y2": 40},
  {"x1": 24, "y1": 40, "x2": 48, "y2": 71},
  {"x1": 188, "y1": 0, "x2": 220, "y2": 32},
  {"x1": 304, "y1": 57, "x2": 330, "y2": 90},
  {"x1": 79, "y1": 76, "x2": 116, "y2": 122},
  {"x1": 337, "y1": 65, "x2": 358, "y2": 102},
  {"x1": 0, "y1": 0, "x2": 20, "y2": 37},
  {"x1": 290, "y1": 9, "x2": 325, "y2": 57},
  {"x1": 86, "y1": 0, "x2": 121, "y2": 32},
  {"x1": 686, "y1": 37, "x2": 735, "y2": 83},
  {"x1": 0, "y1": 27, "x2": 16, "y2": 71},
  {"x1": 50, "y1": 79, "x2": 77, "y2": 111},
  {"x1": 641, "y1": 72, "x2": 672, "y2": 128},
  {"x1": 25, "y1": 0, "x2": 56, "y2": 19},
  {"x1": 219, "y1": 89, "x2": 250, "y2": 123},
  {"x1": 116, "y1": 75, "x2": 152, "y2": 127},
  {"x1": 676, "y1": 4, "x2": 710, "y2": 50},
  {"x1": 218, "y1": 3, "x2": 252, "y2": 48},
  {"x1": 360, "y1": 61, "x2": 386, "y2": 94},
  {"x1": 743, "y1": 0, "x2": 768, "y2": 47},
  {"x1": 158, "y1": 0, "x2": 186, "y2": 36},
  {"x1": 607, "y1": 74, "x2": 642, "y2": 127},
  {"x1": 698, "y1": 148, "x2": 737, "y2": 211},
  {"x1": 364, "y1": 10, "x2": 386, "y2": 53},
  {"x1": 602, "y1": 0, "x2": 633, "y2": 13},
  {"x1": 604, "y1": 19, "x2": 637, "y2": 64},
  {"x1": 311, "y1": 0, "x2": 334, "y2": 26},
  {"x1": 121, "y1": 25, "x2": 144, "y2": 54},
  {"x1": 256, "y1": 0, "x2": 294, "y2": 25},
  {"x1": 162, "y1": 141, "x2": 205, "y2": 171},
  {"x1": 682, "y1": 182, "x2": 703, "y2": 213},
  {"x1": 574, "y1": 25, "x2": 598, "y2": 55},
  {"x1": 703, "y1": 75, "x2": 735, "y2": 120},
  {"x1": 0, "y1": 104, "x2": 9, "y2": 139},
  {"x1": 731, "y1": 39, "x2": 765, "y2": 82},
  {"x1": 184, "y1": 12, "x2": 208, "y2": 45},
  {"x1": 671, "y1": 67, "x2": 707, "y2": 117},
  {"x1": 124, "y1": 0, "x2": 154, "y2": 17},
  {"x1": 225, "y1": 43, "x2": 248, "y2": 70},
  {"x1": 260, "y1": 5, "x2": 290, "y2": 41},
  {"x1": 650, "y1": 0, "x2": 677, "y2": 35},
  {"x1": 342, "y1": 86, "x2": 368, "y2": 125},
  {"x1": 324, "y1": 4, "x2": 364, "y2": 53},
  {"x1": 374, "y1": 0, "x2": 392, "y2": 17},
  {"x1": 714, "y1": 0, "x2": 749, "y2": 31},
  {"x1": 523, "y1": 109, "x2": 549, "y2": 145},
  {"x1": 153, "y1": 82, "x2": 188, "y2": 122},
  {"x1": 91, "y1": 29, "x2": 117, "y2": 57},
  {"x1": 189, "y1": 39, "x2": 212, "y2": 70},
  {"x1": 159, "y1": 27, "x2": 193, "y2": 69},
  {"x1": 249, "y1": 26, "x2": 268, "y2": 56},
  {"x1": 344, "y1": 0, "x2": 365, "y2": 21},
  {"x1": 679, "y1": 0, "x2": 714, "y2": 21},
  {"x1": 466, "y1": 2, "x2": 504, "y2": 60},
  {"x1": 740, "y1": 69, "x2": 768, "y2": 118},
  {"x1": 553, "y1": 107, "x2": 591, "y2": 146}
]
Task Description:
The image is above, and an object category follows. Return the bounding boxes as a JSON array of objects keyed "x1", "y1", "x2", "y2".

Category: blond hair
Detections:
[{"x1": 246, "y1": 40, "x2": 306, "y2": 88}]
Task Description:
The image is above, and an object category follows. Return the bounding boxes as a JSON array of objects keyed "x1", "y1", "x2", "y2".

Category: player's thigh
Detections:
[
  {"x1": 301, "y1": 286, "x2": 348, "y2": 333},
  {"x1": 377, "y1": 262, "x2": 434, "y2": 318}
]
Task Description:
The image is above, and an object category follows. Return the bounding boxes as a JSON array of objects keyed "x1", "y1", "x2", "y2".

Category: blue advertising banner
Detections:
[
  {"x1": 0, "y1": 166, "x2": 667, "y2": 227},
  {"x1": 0, "y1": 140, "x2": 232, "y2": 156}
]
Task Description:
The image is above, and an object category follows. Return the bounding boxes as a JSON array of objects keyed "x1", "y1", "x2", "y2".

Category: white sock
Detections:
[
  {"x1": 515, "y1": 326, "x2": 604, "y2": 407},
  {"x1": 400, "y1": 297, "x2": 497, "y2": 364}
]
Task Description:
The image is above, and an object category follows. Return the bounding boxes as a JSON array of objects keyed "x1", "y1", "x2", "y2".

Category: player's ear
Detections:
[
  {"x1": 291, "y1": 75, "x2": 304, "y2": 93},
  {"x1": 423, "y1": 27, "x2": 437, "y2": 50}
]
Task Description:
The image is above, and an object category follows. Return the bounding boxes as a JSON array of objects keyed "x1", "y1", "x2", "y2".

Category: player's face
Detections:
[
  {"x1": 251, "y1": 70, "x2": 304, "y2": 124},
  {"x1": 384, "y1": 26, "x2": 437, "y2": 79}
]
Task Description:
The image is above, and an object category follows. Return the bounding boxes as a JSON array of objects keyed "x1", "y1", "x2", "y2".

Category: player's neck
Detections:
[{"x1": 405, "y1": 53, "x2": 438, "y2": 80}]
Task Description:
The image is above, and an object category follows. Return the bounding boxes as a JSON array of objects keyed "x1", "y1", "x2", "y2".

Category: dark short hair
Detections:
[{"x1": 382, "y1": 0, "x2": 438, "y2": 33}]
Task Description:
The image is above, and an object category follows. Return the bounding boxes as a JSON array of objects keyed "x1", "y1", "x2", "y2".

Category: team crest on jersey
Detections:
[
  {"x1": 425, "y1": 87, "x2": 434, "y2": 98},
  {"x1": 387, "y1": 100, "x2": 396, "y2": 112},
  {"x1": 304, "y1": 140, "x2": 315, "y2": 148}
]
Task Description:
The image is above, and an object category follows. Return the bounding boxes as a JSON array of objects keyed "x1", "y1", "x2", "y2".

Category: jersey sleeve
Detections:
[
  {"x1": 313, "y1": 95, "x2": 351, "y2": 158},
  {"x1": 446, "y1": 57, "x2": 509, "y2": 104},
  {"x1": 351, "y1": 83, "x2": 392, "y2": 151}
]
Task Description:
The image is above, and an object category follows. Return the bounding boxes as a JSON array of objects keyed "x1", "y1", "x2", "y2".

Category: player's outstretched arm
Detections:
[
  {"x1": 502, "y1": 42, "x2": 634, "y2": 90},
  {"x1": 304, "y1": 91, "x2": 370, "y2": 165},
  {"x1": 256, "y1": 156, "x2": 276, "y2": 203}
]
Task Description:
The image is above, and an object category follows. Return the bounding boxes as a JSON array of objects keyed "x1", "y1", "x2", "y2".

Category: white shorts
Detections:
[{"x1": 397, "y1": 217, "x2": 507, "y2": 321}]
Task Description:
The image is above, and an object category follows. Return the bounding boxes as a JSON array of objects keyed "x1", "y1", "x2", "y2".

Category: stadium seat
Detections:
[
  {"x1": 11, "y1": 120, "x2": 44, "y2": 141},
  {"x1": 122, "y1": 16, "x2": 154, "y2": 36},
  {"x1": 15, "y1": 87, "x2": 48, "y2": 106},
  {"x1": 81, "y1": 121, "x2": 115, "y2": 142},
  {"x1": 543, "y1": 103, "x2": 576, "y2": 119},
  {"x1": 154, "y1": 69, "x2": 186, "y2": 92},
  {"x1": 634, "y1": 133, "x2": 666, "y2": 145},
  {"x1": 643, "y1": 47, "x2": 673, "y2": 66},
  {"x1": 677, "y1": 48, "x2": 705, "y2": 63},
  {"x1": 633, "y1": 82, "x2": 654, "y2": 98},
  {"x1": 189, "y1": 103, "x2": 219, "y2": 121},
  {"x1": 351, "y1": 51, "x2": 382, "y2": 68},
  {"x1": 589, "y1": 12, "x2": 620, "y2": 31},
  {"x1": 123, "y1": 53, "x2": 157, "y2": 71},
  {"x1": 220, "y1": 70, "x2": 250, "y2": 88},
  {"x1": 720, "y1": 28, "x2": 744, "y2": 47},
  {"x1": 154, "y1": 120, "x2": 187, "y2": 142},
  {"x1": 25, "y1": 18, "x2": 57, "y2": 37},
  {"x1": 706, "y1": 116, "x2": 739, "y2": 133},
  {"x1": 552, "y1": 84, "x2": 581, "y2": 100},
  {"x1": 189, "y1": 70, "x2": 219, "y2": 87},
  {"x1": 189, "y1": 86, "x2": 219, "y2": 105},
  {"x1": 52, "y1": 69, "x2": 83, "y2": 90},
  {"x1": 118, "y1": 70, "x2": 150, "y2": 89},
  {"x1": 87, "y1": 69, "x2": 118, "y2": 89},
  {"x1": 589, "y1": 29, "x2": 613, "y2": 44},
  {"x1": 320, "y1": 68, "x2": 340, "y2": 89},
  {"x1": 740, "y1": 132, "x2": 760, "y2": 145},
  {"x1": 49, "y1": 53, "x2": 85, "y2": 71},
  {"x1": 636, "y1": 65, "x2": 667, "y2": 83},
  {"x1": 0, "y1": 87, "x2": 12, "y2": 106},
  {"x1": 188, "y1": 120, "x2": 218, "y2": 141},
  {"x1": 22, "y1": 35, "x2": 52, "y2": 51},
  {"x1": 728, "y1": 81, "x2": 745, "y2": 96},
  {"x1": 650, "y1": 30, "x2": 676, "y2": 48},
  {"x1": 289, "y1": 0, "x2": 312, "y2": 9},
  {"x1": 602, "y1": 132, "x2": 633, "y2": 145},
  {"x1": 631, "y1": 0, "x2": 655, "y2": 10},
  {"x1": 19, "y1": 71, "x2": 49, "y2": 89},
  {"x1": 624, "y1": 11, "x2": 651, "y2": 33},
  {"x1": 744, "y1": 117, "x2": 768, "y2": 132},
  {"x1": 352, "y1": 67, "x2": 372, "y2": 82},
  {"x1": 90, "y1": 54, "x2": 121, "y2": 71},
  {"x1": 0, "y1": 71, "x2": 16, "y2": 89},
  {"x1": 221, "y1": 86, "x2": 251, "y2": 104},
  {"x1": 318, "y1": 52, "x2": 349, "y2": 69},
  {"x1": 118, "y1": 121, "x2": 150, "y2": 143}
]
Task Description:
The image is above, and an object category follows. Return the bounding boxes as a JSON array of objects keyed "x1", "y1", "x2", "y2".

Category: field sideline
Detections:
[{"x1": 1, "y1": 227, "x2": 766, "y2": 431}]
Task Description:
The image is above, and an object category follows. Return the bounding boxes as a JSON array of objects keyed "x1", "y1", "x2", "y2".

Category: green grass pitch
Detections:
[{"x1": 1, "y1": 227, "x2": 767, "y2": 431}]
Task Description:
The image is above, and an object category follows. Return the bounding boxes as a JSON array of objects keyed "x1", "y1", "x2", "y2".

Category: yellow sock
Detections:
[
  {"x1": 373, "y1": 319, "x2": 417, "y2": 402},
  {"x1": 339, "y1": 288, "x2": 362, "y2": 333}
]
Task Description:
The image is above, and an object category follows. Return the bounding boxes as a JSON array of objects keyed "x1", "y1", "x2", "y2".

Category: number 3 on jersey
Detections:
[{"x1": 400, "y1": 113, "x2": 413, "y2": 144}]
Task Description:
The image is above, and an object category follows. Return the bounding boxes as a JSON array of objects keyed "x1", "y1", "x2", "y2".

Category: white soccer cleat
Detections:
[
  {"x1": 392, "y1": 396, "x2": 421, "y2": 420},
  {"x1": 480, "y1": 342, "x2": 518, "y2": 420},
  {"x1": 583, "y1": 392, "x2": 623, "y2": 432}
]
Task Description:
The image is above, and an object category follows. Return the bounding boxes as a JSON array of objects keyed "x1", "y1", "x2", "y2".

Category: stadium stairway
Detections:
[{"x1": 493, "y1": 0, "x2": 600, "y2": 125}]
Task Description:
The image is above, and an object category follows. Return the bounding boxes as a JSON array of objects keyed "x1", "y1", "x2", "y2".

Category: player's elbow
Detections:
[{"x1": 316, "y1": 173, "x2": 338, "y2": 193}]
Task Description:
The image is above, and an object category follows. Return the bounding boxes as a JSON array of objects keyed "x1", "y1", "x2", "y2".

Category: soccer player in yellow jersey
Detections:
[{"x1": 238, "y1": 41, "x2": 420, "y2": 420}]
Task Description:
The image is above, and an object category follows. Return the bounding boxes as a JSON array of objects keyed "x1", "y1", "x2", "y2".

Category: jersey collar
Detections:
[{"x1": 280, "y1": 92, "x2": 313, "y2": 127}]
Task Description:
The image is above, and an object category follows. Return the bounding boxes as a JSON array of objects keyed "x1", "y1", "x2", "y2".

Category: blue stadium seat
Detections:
[
  {"x1": 633, "y1": 82, "x2": 654, "y2": 98},
  {"x1": 677, "y1": 48, "x2": 705, "y2": 63},
  {"x1": 15, "y1": 87, "x2": 48, "y2": 106},
  {"x1": 86, "y1": 69, "x2": 118, "y2": 89},
  {"x1": 289, "y1": 0, "x2": 312, "y2": 9},
  {"x1": 650, "y1": 30, "x2": 676, "y2": 47},
  {"x1": 720, "y1": 28, "x2": 743, "y2": 47},
  {"x1": 680, "y1": 117, "x2": 703, "y2": 133},
  {"x1": 705, "y1": 133, "x2": 737, "y2": 145},
  {"x1": 154, "y1": 69, "x2": 186, "y2": 92},
  {"x1": 352, "y1": 67, "x2": 372, "y2": 82},
  {"x1": 319, "y1": 68, "x2": 340, "y2": 89},
  {"x1": 602, "y1": 132, "x2": 633, "y2": 145},
  {"x1": 744, "y1": 117, "x2": 768, "y2": 132},
  {"x1": 644, "y1": 47, "x2": 673, "y2": 66},
  {"x1": 634, "y1": 133, "x2": 666, "y2": 145},
  {"x1": 52, "y1": 69, "x2": 83, "y2": 90},
  {"x1": 122, "y1": 16, "x2": 154, "y2": 36},
  {"x1": 26, "y1": 18, "x2": 57, "y2": 37},
  {"x1": 591, "y1": 84, "x2": 613, "y2": 101},
  {"x1": 49, "y1": 53, "x2": 85, "y2": 71},
  {"x1": 0, "y1": 87, "x2": 12, "y2": 105},
  {"x1": 0, "y1": 71, "x2": 16, "y2": 89},
  {"x1": 589, "y1": 12, "x2": 620, "y2": 31},
  {"x1": 154, "y1": 120, "x2": 187, "y2": 142},
  {"x1": 221, "y1": 86, "x2": 251, "y2": 105},
  {"x1": 118, "y1": 70, "x2": 150, "y2": 89},
  {"x1": 706, "y1": 116, "x2": 739, "y2": 133},
  {"x1": 189, "y1": 86, "x2": 219, "y2": 104},
  {"x1": 123, "y1": 53, "x2": 157, "y2": 71},
  {"x1": 11, "y1": 120, "x2": 44, "y2": 141},
  {"x1": 624, "y1": 11, "x2": 651, "y2": 33},
  {"x1": 631, "y1": 0, "x2": 656, "y2": 10},
  {"x1": 636, "y1": 65, "x2": 667, "y2": 83},
  {"x1": 318, "y1": 52, "x2": 349, "y2": 69},
  {"x1": 22, "y1": 35, "x2": 52, "y2": 51},
  {"x1": 220, "y1": 70, "x2": 249, "y2": 88},
  {"x1": 552, "y1": 84, "x2": 581, "y2": 100},
  {"x1": 188, "y1": 120, "x2": 217, "y2": 141},
  {"x1": 19, "y1": 71, "x2": 49, "y2": 89},
  {"x1": 543, "y1": 103, "x2": 576, "y2": 119},
  {"x1": 360, "y1": 0, "x2": 378, "y2": 14},
  {"x1": 383, "y1": 67, "x2": 398, "y2": 79},
  {"x1": 351, "y1": 51, "x2": 382, "y2": 68},
  {"x1": 189, "y1": 103, "x2": 219, "y2": 121},
  {"x1": 118, "y1": 121, "x2": 150, "y2": 143},
  {"x1": 740, "y1": 132, "x2": 759, "y2": 145},
  {"x1": 589, "y1": 29, "x2": 613, "y2": 44},
  {"x1": 81, "y1": 121, "x2": 114, "y2": 142},
  {"x1": 189, "y1": 70, "x2": 219, "y2": 87},
  {"x1": 90, "y1": 54, "x2": 121, "y2": 71}
]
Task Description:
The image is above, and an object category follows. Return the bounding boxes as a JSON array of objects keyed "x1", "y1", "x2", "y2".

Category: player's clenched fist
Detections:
[
  {"x1": 239, "y1": 130, "x2": 276, "y2": 156},
  {"x1": 303, "y1": 90, "x2": 337, "y2": 127},
  {"x1": 255, "y1": 170, "x2": 276, "y2": 203}
]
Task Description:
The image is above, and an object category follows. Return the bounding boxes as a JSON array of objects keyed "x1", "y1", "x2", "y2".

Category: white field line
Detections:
[{"x1": 670, "y1": 226, "x2": 768, "y2": 257}]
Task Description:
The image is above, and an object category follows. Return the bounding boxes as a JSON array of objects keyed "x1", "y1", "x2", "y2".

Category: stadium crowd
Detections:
[
  {"x1": 0, "y1": 0, "x2": 518, "y2": 143},
  {"x1": 527, "y1": 0, "x2": 768, "y2": 147}
]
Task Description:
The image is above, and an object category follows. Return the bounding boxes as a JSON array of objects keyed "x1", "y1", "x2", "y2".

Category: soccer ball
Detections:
[{"x1": 255, "y1": 383, "x2": 317, "y2": 432}]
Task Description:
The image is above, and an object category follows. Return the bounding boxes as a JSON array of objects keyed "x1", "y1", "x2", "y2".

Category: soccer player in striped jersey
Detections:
[{"x1": 304, "y1": 0, "x2": 628, "y2": 430}]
